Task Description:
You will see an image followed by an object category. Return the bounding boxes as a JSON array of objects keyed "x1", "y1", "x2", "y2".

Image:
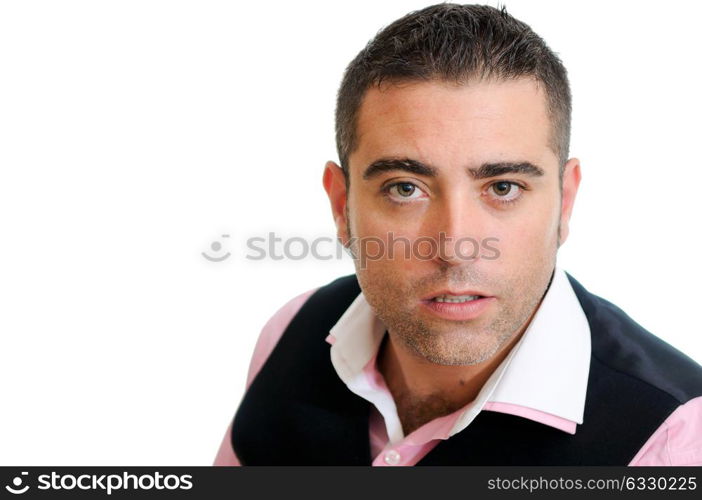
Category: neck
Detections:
[
  {"x1": 377, "y1": 321, "x2": 528, "y2": 435},
  {"x1": 377, "y1": 268, "x2": 556, "y2": 435}
]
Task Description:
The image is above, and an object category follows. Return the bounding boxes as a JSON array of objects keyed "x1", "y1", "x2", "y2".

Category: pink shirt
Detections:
[{"x1": 215, "y1": 269, "x2": 702, "y2": 466}]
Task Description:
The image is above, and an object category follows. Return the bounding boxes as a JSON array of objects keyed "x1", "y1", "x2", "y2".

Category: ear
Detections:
[
  {"x1": 322, "y1": 161, "x2": 350, "y2": 246},
  {"x1": 558, "y1": 157, "x2": 582, "y2": 246}
]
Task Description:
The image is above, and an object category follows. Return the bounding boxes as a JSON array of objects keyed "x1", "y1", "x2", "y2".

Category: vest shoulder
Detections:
[
  {"x1": 318, "y1": 274, "x2": 360, "y2": 295},
  {"x1": 307, "y1": 274, "x2": 361, "y2": 309},
  {"x1": 566, "y1": 273, "x2": 702, "y2": 404},
  {"x1": 283, "y1": 274, "x2": 361, "y2": 335}
]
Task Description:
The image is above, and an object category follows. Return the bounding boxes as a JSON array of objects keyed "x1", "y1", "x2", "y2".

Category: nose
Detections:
[{"x1": 429, "y1": 190, "x2": 486, "y2": 266}]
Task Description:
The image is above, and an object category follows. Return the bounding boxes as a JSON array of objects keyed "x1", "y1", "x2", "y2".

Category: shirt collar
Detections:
[{"x1": 326, "y1": 266, "x2": 591, "y2": 438}]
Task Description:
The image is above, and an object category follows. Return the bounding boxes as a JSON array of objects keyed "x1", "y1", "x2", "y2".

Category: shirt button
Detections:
[{"x1": 384, "y1": 449, "x2": 401, "y2": 465}]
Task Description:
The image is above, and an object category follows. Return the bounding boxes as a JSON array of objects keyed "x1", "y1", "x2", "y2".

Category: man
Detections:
[{"x1": 215, "y1": 3, "x2": 702, "y2": 465}]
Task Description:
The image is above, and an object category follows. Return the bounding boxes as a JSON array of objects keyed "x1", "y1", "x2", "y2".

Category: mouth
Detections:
[
  {"x1": 422, "y1": 289, "x2": 491, "y2": 302},
  {"x1": 429, "y1": 293, "x2": 485, "y2": 303},
  {"x1": 420, "y1": 290, "x2": 495, "y2": 321}
]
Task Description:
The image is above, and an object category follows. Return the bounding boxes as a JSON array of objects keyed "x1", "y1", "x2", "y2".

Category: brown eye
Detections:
[
  {"x1": 384, "y1": 181, "x2": 426, "y2": 204},
  {"x1": 492, "y1": 181, "x2": 513, "y2": 196},
  {"x1": 395, "y1": 183, "x2": 416, "y2": 197},
  {"x1": 488, "y1": 181, "x2": 523, "y2": 203}
]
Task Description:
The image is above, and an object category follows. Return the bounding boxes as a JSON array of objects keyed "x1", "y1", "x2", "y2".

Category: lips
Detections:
[
  {"x1": 422, "y1": 289, "x2": 490, "y2": 301},
  {"x1": 432, "y1": 294, "x2": 483, "y2": 303},
  {"x1": 420, "y1": 289, "x2": 495, "y2": 321}
]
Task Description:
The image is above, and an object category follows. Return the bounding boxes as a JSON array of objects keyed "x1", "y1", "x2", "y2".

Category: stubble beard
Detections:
[
  {"x1": 345, "y1": 207, "x2": 558, "y2": 367},
  {"x1": 356, "y1": 261, "x2": 554, "y2": 366}
]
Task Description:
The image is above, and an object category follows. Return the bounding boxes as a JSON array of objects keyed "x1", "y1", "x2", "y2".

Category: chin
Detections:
[{"x1": 409, "y1": 330, "x2": 503, "y2": 366}]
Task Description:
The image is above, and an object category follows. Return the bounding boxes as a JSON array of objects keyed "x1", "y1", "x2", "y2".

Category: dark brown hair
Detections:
[{"x1": 335, "y1": 3, "x2": 571, "y2": 183}]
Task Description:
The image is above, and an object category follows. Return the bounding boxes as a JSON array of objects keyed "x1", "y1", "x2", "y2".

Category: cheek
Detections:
[
  {"x1": 497, "y1": 204, "x2": 560, "y2": 261},
  {"x1": 350, "y1": 192, "x2": 419, "y2": 245},
  {"x1": 350, "y1": 213, "x2": 434, "y2": 277}
]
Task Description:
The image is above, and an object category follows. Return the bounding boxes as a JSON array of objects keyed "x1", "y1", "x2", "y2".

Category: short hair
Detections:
[{"x1": 334, "y1": 3, "x2": 571, "y2": 184}]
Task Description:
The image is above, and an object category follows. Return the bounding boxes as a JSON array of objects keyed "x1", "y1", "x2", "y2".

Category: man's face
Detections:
[{"x1": 323, "y1": 78, "x2": 580, "y2": 366}]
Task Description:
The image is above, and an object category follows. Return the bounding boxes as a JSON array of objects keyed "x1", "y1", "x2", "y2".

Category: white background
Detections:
[{"x1": 1, "y1": 0, "x2": 700, "y2": 465}]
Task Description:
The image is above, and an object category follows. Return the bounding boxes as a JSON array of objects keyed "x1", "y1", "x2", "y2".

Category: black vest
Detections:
[{"x1": 231, "y1": 273, "x2": 702, "y2": 465}]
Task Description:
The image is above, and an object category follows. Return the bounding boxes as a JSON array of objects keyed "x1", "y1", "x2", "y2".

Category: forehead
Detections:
[{"x1": 351, "y1": 78, "x2": 555, "y2": 172}]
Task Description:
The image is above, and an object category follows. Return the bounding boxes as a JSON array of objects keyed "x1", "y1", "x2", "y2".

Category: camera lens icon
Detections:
[
  {"x1": 5, "y1": 472, "x2": 29, "y2": 494},
  {"x1": 202, "y1": 234, "x2": 231, "y2": 262}
]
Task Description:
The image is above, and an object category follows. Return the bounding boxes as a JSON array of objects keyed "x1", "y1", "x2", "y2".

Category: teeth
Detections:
[{"x1": 433, "y1": 295, "x2": 481, "y2": 303}]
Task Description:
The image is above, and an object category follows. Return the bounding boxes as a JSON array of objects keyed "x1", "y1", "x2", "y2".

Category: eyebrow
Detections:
[
  {"x1": 362, "y1": 158, "x2": 438, "y2": 179},
  {"x1": 362, "y1": 157, "x2": 544, "y2": 180},
  {"x1": 468, "y1": 161, "x2": 544, "y2": 179}
]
